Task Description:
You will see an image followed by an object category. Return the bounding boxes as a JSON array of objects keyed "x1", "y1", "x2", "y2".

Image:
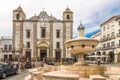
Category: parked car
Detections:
[
  {"x1": 0, "y1": 64, "x2": 17, "y2": 79},
  {"x1": 45, "y1": 60, "x2": 54, "y2": 65},
  {"x1": 24, "y1": 62, "x2": 32, "y2": 69}
]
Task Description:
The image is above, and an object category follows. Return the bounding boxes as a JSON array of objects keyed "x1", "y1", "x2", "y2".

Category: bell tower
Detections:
[
  {"x1": 13, "y1": 6, "x2": 26, "y2": 58},
  {"x1": 63, "y1": 7, "x2": 73, "y2": 22},
  {"x1": 13, "y1": 6, "x2": 26, "y2": 20},
  {"x1": 63, "y1": 7, "x2": 73, "y2": 59}
]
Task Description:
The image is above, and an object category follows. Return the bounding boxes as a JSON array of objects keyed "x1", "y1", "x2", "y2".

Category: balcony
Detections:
[
  {"x1": 117, "y1": 45, "x2": 120, "y2": 48},
  {"x1": 111, "y1": 36, "x2": 115, "y2": 39},
  {"x1": 100, "y1": 39, "x2": 103, "y2": 42},
  {"x1": 2, "y1": 49, "x2": 13, "y2": 52},
  {"x1": 109, "y1": 46, "x2": 115, "y2": 49},
  {"x1": 102, "y1": 38, "x2": 107, "y2": 42},
  {"x1": 102, "y1": 47, "x2": 108, "y2": 50},
  {"x1": 102, "y1": 46, "x2": 115, "y2": 50},
  {"x1": 95, "y1": 47, "x2": 102, "y2": 51},
  {"x1": 117, "y1": 33, "x2": 120, "y2": 37},
  {"x1": 107, "y1": 37, "x2": 111, "y2": 40},
  {"x1": 102, "y1": 37, "x2": 111, "y2": 42}
]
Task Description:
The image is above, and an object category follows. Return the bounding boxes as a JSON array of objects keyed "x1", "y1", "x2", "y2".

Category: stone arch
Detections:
[
  {"x1": 16, "y1": 13, "x2": 20, "y2": 20},
  {"x1": 108, "y1": 51, "x2": 114, "y2": 63},
  {"x1": 102, "y1": 52, "x2": 106, "y2": 63},
  {"x1": 37, "y1": 42, "x2": 49, "y2": 48},
  {"x1": 102, "y1": 52, "x2": 106, "y2": 55},
  {"x1": 96, "y1": 51, "x2": 101, "y2": 55},
  {"x1": 66, "y1": 14, "x2": 70, "y2": 20},
  {"x1": 37, "y1": 42, "x2": 49, "y2": 61}
]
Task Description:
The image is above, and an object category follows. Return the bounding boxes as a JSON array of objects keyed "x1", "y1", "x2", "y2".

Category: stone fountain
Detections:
[
  {"x1": 65, "y1": 22, "x2": 99, "y2": 66},
  {"x1": 41, "y1": 22, "x2": 105, "y2": 80}
]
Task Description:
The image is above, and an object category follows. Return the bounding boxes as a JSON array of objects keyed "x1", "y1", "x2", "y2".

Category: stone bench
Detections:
[
  {"x1": 90, "y1": 75, "x2": 106, "y2": 80},
  {"x1": 109, "y1": 75, "x2": 120, "y2": 80}
]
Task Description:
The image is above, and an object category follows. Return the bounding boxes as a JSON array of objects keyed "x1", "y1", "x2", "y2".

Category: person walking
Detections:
[{"x1": 97, "y1": 58, "x2": 101, "y2": 66}]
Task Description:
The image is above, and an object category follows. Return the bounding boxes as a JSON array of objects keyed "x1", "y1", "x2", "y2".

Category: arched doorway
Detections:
[
  {"x1": 96, "y1": 51, "x2": 101, "y2": 56},
  {"x1": 38, "y1": 42, "x2": 49, "y2": 61},
  {"x1": 108, "y1": 51, "x2": 114, "y2": 63},
  {"x1": 40, "y1": 47, "x2": 47, "y2": 61},
  {"x1": 102, "y1": 52, "x2": 106, "y2": 63}
]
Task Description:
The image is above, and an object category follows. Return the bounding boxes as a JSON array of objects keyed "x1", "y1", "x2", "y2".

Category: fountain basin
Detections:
[
  {"x1": 42, "y1": 65, "x2": 105, "y2": 79},
  {"x1": 42, "y1": 71, "x2": 79, "y2": 80},
  {"x1": 65, "y1": 38, "x2": 99, "y2": 53}
]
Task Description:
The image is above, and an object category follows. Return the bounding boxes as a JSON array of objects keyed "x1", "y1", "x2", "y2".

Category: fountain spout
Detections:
[{"x1": 77, "y1": 21, "x2": 85, "y2": 38}]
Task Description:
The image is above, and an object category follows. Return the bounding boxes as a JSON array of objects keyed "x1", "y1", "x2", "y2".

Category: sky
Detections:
[{"x1": 0, "y1": 0, "x2": 120, "y2": 38}]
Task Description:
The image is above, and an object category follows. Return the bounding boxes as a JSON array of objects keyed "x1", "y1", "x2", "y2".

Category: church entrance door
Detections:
[{"x1": 40, "y1": 47, "x2": 47, "y2": 61}]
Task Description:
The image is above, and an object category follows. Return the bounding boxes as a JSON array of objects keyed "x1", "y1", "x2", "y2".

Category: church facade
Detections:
[{"x1": 12, "y1": 6, "x2": 73, "y2": 61}]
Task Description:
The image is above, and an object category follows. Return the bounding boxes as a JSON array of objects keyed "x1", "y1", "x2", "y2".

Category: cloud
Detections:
[{"x1": 0, "y1": 0, "x2": 120, "y2": 37}]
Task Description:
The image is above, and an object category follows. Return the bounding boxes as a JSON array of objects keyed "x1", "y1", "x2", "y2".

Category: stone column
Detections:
[
  {"x1": 114, "y1": 54, "x2": 118, "y2": 63},
  {"x1": 63, "y1": 22, "x2": 66, "y2": 60},
  {"x1": 38, "y1": 48, "x2": 39, "y2": 56},
  {"x1": 33, "y1": 21, "x2": 37, "y2": 61},
  {"x1": 74, "y1": 53, "x2": 84, "y2": 66},
  {"x1": 47, "y1": 48, "x2": 49, "y2": 58},
  {"x1": 49, "y1": 21, "x2": 53, "y2": 61},
  {"x1": 106, "y1": 56, "x2": 108, "y2": 63},
  {"x1": 38, "y1": 48, "x2": 40, "y2": 60}
]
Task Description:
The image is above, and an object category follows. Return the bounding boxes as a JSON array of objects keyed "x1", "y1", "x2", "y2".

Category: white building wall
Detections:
[
  {"x1": 37, "y1": 22, "x2": 50, "y2": 40},
  {"x1": 23, "y1": 22, "x2": 34, "y2": 57},
  {"x1": 0, "y1": 38, "x2": 13, "y2": 60},
  {"x1": 53, "y1": 22, "x2": 63, "y2": 58}
]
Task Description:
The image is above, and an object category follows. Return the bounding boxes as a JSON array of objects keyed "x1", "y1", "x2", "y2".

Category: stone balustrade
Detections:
[{"x1": 89, "y1": 75, "x2": 106, "y2": 80}]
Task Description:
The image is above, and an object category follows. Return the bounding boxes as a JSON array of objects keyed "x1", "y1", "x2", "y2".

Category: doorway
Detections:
[
  {"x1": 26, "y1": 51, "x2": 31, "y2": 62},
  {"x1": 108, "y1": 51, "x2": 114, "y2": 63},
  {"x1": 4, "y1": 55, "x2": 8, "y2": 62},
  {"x1": 55, "y1": 51, "x2": 61, "y2": 62},
  {"x1": 40, "y1": 50, "x2": 47, "y2": 61}
]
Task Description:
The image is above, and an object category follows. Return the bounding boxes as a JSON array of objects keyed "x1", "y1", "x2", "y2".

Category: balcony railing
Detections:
[
  {"x1": 111, "y1": 36, "x2": 115, "y2": 39},
  {"x1": 117, "y1": 33, "x2": 120, "y2": 37},
  {"x1": 95, "y1": 47, "x2": 102, "y2": 51},
  {"x1": 102, "y1": 38, "x2": 107, "y2": 42},
  {"x1": 107, "y1": 37, "x2": 111, "y2": 40},
  {"x1": 102, "y1": 46, "x2": 115, "y2": 50},
  {"x1": 2, "y1": 49, "x2": 13, "y2": 52},
  {"x1": 117, "y1": 45, "x2": 120, "y2": 48}
]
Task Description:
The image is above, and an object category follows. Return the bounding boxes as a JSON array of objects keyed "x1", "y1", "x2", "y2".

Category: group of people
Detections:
[{"x1": 10, "y1": 61, "x2": 35, "y2": 72}]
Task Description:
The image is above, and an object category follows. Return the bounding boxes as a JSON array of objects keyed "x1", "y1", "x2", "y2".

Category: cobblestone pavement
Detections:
[{"x1": 1, "y1": 69, "x2": 29, "y2": 80}]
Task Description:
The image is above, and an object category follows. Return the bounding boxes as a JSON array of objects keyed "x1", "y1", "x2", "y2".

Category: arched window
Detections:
[
  {"x1": 66, "y1": 14, "x2": 70, "y2": 20},
  {"x1": 16, "y1": 13, "x2": 20, "y2": 20},
  {"x1": 97, "y1": 51, "x2": 101, "y2": 55}
]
